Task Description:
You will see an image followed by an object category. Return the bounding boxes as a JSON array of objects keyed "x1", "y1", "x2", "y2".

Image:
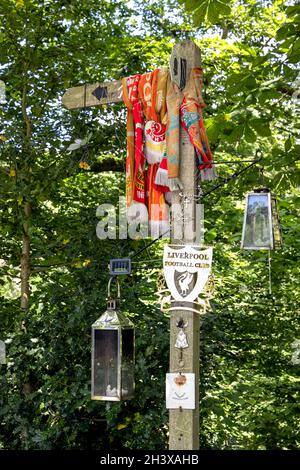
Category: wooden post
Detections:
[
  {"x1": 169, "y1": 41, "x2": 201, "y2": 450},
  {"x1": 62, "y1": 40, "x2": 202, "y2": 450}
]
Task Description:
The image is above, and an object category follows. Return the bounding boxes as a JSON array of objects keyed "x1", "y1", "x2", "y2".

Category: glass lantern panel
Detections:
[
  {"x1": 121, "y1": 329, "x2": 134, "y2": 399},
  {"x1": 93, "y1": 329, "x2": 119, "y2": 398},
  {"x1": 243, "y1": 194, "x2": 272, "y2": 249}
]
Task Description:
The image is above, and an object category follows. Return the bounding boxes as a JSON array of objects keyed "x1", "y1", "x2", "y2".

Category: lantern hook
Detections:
[{"x1": 107, "y1": 276, "x2": 121, "y2": 300}]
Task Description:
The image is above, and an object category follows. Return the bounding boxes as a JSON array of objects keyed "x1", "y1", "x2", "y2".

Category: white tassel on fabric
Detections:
[{"x1": 154, "y1": 167, "x2": 169, "y2": 186}]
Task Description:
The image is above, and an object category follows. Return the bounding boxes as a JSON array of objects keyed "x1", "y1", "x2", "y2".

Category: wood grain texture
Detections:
[
  {"x1": 62, "y1": 80, "x2": 123, "y2": 109},
  {"x1": 169, "y1": 41, "x2": 201, "y2": 451},
  {"x1": 170, "y1": 41, "x2": 201, "y2": 90}
]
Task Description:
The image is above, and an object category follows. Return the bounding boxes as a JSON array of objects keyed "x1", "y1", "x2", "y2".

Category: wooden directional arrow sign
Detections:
[{"x1": 62, "y1": 80, "x2": 123, "y2": 110}]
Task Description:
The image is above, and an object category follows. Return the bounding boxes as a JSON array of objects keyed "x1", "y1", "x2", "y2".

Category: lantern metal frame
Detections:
[
  {"x1": 241, "y1": 188, "x2": 282, "y2": 251},
  {"x1": 91, "y1": 277, "x2": 135, "y2": 402},
  {"x1": 270, "y1": 194, "x2": 283, "y2": 249}
]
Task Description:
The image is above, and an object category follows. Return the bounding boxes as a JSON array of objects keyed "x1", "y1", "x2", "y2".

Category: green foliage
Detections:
[
  {"x1": 200, "y1": 191, "x2": 300, "y2": 449},
  {"x1": 180, "y1": 0, "x2": 232, "y2": 24},
  {"x1": 0, "y1": 0, "x2": 299, "y2": 451}
]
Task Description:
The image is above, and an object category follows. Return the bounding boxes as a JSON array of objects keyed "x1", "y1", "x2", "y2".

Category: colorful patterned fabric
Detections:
[
  {"x1": 122, "y1": 66, "x2": 216, "y2": 233},
  {"x1": 155, "y1": 67, "x2": 168, "y2": 124},
  {"x1": 138, "y1": 71, "x2": 157, "y2": 122},
  {"x1": 138, "y1": 68, "x2": 168, "y2": 123},
  {"x1": 165, "y1": 73, "x2": 181, "y2": 189},
  {"x1": 122, "y1": 70, "x2": 170, "y2": 232},
  {"x1": 122, "y1": 74, "x2": 146, "y2": 211},
  {"x1": 122, "y1": 74, "x2": 139, "y2": 207},
  {"x1": 146, "y1": 163, "x2": 170, "y2": 238},
  {"x1": 154, "y1": 150, "x2": 169, "y2": 189},
  {"x1": 138, "y1": 69, "x2": 170, "y2": 235},
  {"x1": 180, "y1": 67, "x2": 216, "y2": 181},
  {"x1": 166, "y1": 67, "x2": 216, "y2": 187},
  {"x1": 144, "y1": 121, "x2": 166, "y2": 164}
]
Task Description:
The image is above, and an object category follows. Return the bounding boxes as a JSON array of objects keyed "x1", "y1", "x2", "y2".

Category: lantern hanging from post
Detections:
[
  {"x1": 91, "y1": 277, "x2": 134, "y2": 401},
  {"x1": 241, "y1": 188, "x2": 282, "y2": 250}
]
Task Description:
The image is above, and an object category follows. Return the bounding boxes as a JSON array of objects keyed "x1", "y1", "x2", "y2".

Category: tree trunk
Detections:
[
  {"x1": 221, "y1": 25, "x2": 229, "y2": 39},
  {"x1": 20, "y1": 201, "x2": 31, "y2": 310},
  {"x1": 20, "y1": 59, "x2": 32, "y2": 311}
]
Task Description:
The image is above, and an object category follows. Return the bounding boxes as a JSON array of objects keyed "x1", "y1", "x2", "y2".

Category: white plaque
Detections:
[
  {"x1": 163, "y1": 245, "x2": 212, "y2": 301},
  {"x1": 166, "y1": 373, "x2": 195, "y2": 409}
]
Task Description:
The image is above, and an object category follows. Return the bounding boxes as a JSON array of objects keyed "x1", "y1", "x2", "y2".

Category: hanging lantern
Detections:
[
  {"x1": 241, "y1": 188, "x2": 282, "y2": 250},
  {"x1": 91, "y1": 277, "x2": 135, "y2": 401}
]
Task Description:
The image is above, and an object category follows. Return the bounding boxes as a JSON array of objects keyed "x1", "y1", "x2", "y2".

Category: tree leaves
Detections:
[
  {"x1": 180, "y1": 0, "x2": 232, "y2": 25},
  {"x1": 244, "y1": 125, "x2": 256, "y2": 144},
  {"x1": 249, "y1": 119, "x2": 272, "y2": 138},
  {"x1": 0, "y1": 0, "x2": 300, "y2": 452}
]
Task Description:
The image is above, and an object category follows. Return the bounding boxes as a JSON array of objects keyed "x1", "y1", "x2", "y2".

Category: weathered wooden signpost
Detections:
[{"x1": 62, "y1": 40, "x2": 205, "y2": 450}]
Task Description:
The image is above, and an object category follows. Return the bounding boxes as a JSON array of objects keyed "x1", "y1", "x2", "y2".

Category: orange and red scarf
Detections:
[
  {"x1": 121, "y1": 66, "x2": 215, "y2": 235},
  {"x1": 166, "y1": 67, "x2": 216, "y2": 187},
  {"x1": 121, "y1": 74, "x2": 145, "y2": 209},
  {"x1": 122, "y1": 69, "x2": 169, "y2": 236}
]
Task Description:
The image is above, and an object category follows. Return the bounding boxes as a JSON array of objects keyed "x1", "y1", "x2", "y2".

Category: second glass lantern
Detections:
[{"x1": 241, "y1": 189, "x2": 282, "y2": 250}]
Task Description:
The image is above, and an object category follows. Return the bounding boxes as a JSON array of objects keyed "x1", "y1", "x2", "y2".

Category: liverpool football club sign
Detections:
[{"x1": 163, "y1": 245, "x2": 213, "y2": 302}]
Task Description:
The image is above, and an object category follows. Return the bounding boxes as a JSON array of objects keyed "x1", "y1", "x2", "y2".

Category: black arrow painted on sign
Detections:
[{"x1": 92, "y1": 86, "x2": 108, "y2": 101}]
